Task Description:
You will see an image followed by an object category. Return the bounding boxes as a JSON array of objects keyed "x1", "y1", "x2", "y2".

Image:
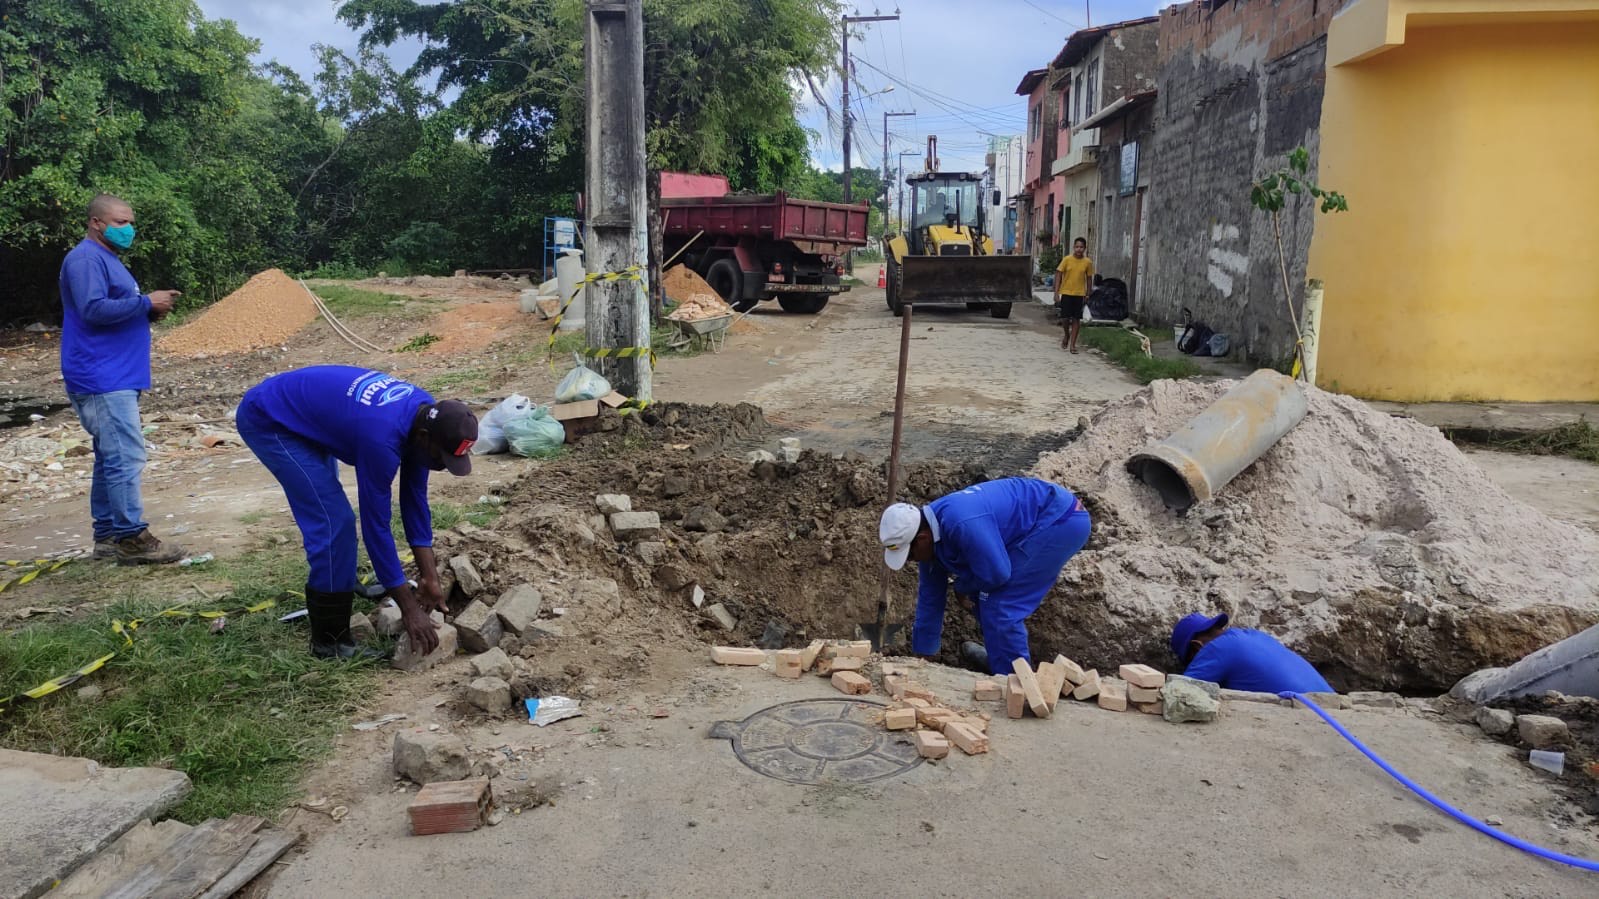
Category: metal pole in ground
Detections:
[
  {"x1": 872, "y1": 301, "x2": 915, "y2": 650},
  {"x1": 583, "y1": 0, "x2": 651, "y2": 400}
]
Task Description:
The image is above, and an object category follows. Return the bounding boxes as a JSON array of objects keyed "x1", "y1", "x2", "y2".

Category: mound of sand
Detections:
[
  {"x1": 661, "y1": 264, "x2": 718, "y2": 303},
  {"x1": 158, "y1": 269, "x2": 316, "y2": 357},
  {"x1": 1029, "y1": 379, "x2": 1599, "y2": 690}
]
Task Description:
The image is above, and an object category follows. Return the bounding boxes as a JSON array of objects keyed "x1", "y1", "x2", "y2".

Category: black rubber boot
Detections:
[
  {"x1": 960, "y1": 641, "x2": 990, "y2": 674},
  {"x1": 306, "y1": 588, "x2": 385, "y2": 661}
]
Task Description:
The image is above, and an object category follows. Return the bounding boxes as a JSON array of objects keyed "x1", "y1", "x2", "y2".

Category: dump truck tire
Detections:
[
  {"x1": 707, "y1": 258, "x2": 756, "y2": 312},
  {"x1": 777, "y1": 295, "x2": 828, "y2": 314}
]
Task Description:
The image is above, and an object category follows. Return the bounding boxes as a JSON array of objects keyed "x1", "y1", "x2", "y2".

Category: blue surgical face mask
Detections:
[{"x1": 103, "y1": 223, "x2": 136, "y2": 250}]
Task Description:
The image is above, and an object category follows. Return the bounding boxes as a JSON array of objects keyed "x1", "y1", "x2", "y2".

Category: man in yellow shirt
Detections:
[{"x1": 1054, "y1": 237, "x2": 1095, "y2": 353}]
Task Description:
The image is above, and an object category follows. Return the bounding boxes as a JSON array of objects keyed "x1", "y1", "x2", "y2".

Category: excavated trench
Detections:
[{"x1": 460, "y1": 400, "x2": 1599, "y2": 697}]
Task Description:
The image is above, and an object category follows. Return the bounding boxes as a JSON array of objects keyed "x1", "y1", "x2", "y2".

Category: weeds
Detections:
[
  {"x1": 399, "y1": 333, "x2": 440, "y2": 352},
  {"x1": 0, "y1": 547, "x2": 377, "y2": 822},
  {"x1": 311, "y1": 284, "x2": 411, "y2": 318},
  {"x1": 1454, "y1": 419, "x2": 1599, "y2": 464},
  {"x1": 1078, "y1": 327, "x2": 1201, "y2": 384}
]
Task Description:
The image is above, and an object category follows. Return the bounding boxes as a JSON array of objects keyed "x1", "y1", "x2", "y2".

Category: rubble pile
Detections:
[{"x1": 1029, "y1": 379, "x2": 1599, "y2": 691}]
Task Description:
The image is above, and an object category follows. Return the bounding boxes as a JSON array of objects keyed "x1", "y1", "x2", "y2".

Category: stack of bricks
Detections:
[
  {"x1": 1001, "y1": 655, "x2": 1099, "y2": 719},
  {"x1": 708, "y1": 639, "x2": 877, "y2": 693},
  {"x1": 1119, "y1": 664, "x2": 1166, "y2": 714},
  {"x1": 880, "y1": 686, "x2": 992, "y2": 758}
]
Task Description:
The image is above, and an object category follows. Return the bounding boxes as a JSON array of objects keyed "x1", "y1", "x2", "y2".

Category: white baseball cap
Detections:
[{"x1": 879, "y1": 503, "x2": 923, "y2": 571}]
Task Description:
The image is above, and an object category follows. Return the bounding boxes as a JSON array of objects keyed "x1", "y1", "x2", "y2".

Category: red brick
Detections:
[
  {"x1": 816, "y1": 655, "x2": 865, "y2": 675},
  {"x1": 883, "y1": 674, "x2": 907, "y2": 698},
  {"x1": 799, "y1": 640, "x2": 825, "y2": 671},
  {"x1": 709, "y1": 646, "x2": 766, "y2": 666},
  {"x1": 902, "y1": 684, "x2": 937, "y2": 703},
  {"x1": 408, "y1": 778, "x2": 492, "y2": 835},
  {"x1": 944, "y1": 722, "x2": 990, "y2": 755},
  {"x1": 1098, "y1": 678, "x2": 1129, "y2": 712},
  {"x1": 831, "y1": 671, "x2": 871, "y2": 695},
  {"x1": 1057, "y1": 655, "x2": 1089, "y2": 687},
  {"x1": 1011, "y1": 658, "x2": 1051, "y2": 718},
  {"x1": 1071, "y1": 669, "x2": 1101, "y2": 701},
  {"x1": 1119, "y1": 664, "x2": 1165, "y2": 690},
  {"x1": 774, "y1": 649, "x2": 803, "y2": 679},
  {"x1": 1128, "y1": 684, "x2": 1162, "y2": 703},
  {"x1": 972, "y1": 679, "x2": 1003, "y2": 702},
  {"x1": 884, "y1": 707, "x2": 917, "y2": 731},
  {"x1": 1035, "y1": 662, "x2": 1066, "y2": 713},
  {"x1": 1005, "y1": 674, "x2": 1026, "y2": 719},
  {"x1": 915, "y1": 730, "x2": 950, "y2": 759}
]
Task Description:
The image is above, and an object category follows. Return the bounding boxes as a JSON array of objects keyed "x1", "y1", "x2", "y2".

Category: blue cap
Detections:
[{"x1": 1171, "y1": 612, "x2": 1229, "y2": 663}]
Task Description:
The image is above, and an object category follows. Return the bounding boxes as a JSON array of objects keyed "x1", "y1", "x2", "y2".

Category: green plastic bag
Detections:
[{"x1": 504, "y1": 407, "x2": 566, "y2": 458}]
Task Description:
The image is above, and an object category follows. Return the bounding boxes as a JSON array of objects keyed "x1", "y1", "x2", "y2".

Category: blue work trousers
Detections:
[
  {"x1": 972, "y1": 509, "x2": 1093, "y2": 676},
  {"x1": 238, "y1": 414, "x2": 358, "y2": 593},
  {"x1": 68, "y1": 389, "x2": 148, "y2": 542}
]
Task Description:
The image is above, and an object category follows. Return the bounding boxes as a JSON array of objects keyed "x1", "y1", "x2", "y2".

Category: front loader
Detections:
[{"x1": 884, "y1": 166, "x2": 1033, "y2": 319}]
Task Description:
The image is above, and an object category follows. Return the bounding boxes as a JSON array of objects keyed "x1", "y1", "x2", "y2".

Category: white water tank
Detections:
[{"x1": 555, "y1": 248, "x2": 585, "y2": 331}]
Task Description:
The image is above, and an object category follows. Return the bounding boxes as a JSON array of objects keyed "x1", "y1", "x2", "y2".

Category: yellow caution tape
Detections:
[
  {"x1": 545, "y1": 266, "x2": 657, "y2": 371},
  {"x1": 0, "y1": 556, "x2": 75, "y2": 594}
]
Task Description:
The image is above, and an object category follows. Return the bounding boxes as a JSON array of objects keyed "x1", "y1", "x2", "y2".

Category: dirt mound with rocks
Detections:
[
  {"x1": 158, "y1": 269, "x2": 317, "y2": 357},
  {"x1": 1030, "y1": 379, "x2": 1599, "y2": 691}
]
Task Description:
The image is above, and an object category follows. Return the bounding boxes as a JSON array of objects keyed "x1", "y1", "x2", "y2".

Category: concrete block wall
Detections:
[{"x1": 1142, "y1": 0, "x2": 1347, "y2": 361}]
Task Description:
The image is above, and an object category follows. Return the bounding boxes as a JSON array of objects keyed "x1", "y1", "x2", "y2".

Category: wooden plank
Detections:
[
  {"x1": 102, "y1": 815, "x2": 264, "y2": 899},
  {"x1": 56, "y1": 820, "x2": 193, "y2": 899},
  {"x1": 1011, "y1": 658, "x2": 1051, "y2": 718},
  {"x1": 196, "y1": 829, "x2": 299, "y2": 899}
]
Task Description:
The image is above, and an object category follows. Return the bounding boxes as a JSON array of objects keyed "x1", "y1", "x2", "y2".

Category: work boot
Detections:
[
  {"x1": 960, "y1": 641, "x2": 989, "y2": 673},
  {"x1": 114, "y1": 529, "x2": 185, "y2": 566},
  {"x1": 93, "y1": 539, "x2": 118, "y2": 560},
  {"x1": 305, "y1": 588, "x2": 386, "y2": 661}
]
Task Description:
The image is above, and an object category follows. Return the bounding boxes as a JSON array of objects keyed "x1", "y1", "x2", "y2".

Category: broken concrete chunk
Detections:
[
  {"x1": 1516, "y1": 714, "x2": 1571, "y2": 750},
  {"x1": 595, "y1": 494, "x2": 633, "y2": 515},
  {"x1": 374, "y1": 604, "x2": 404, "y2": 637},
  {"x1": 703, "y1": 602, "x2": 737, "y2": 631},
  {"x1": 1118, "y1": 664, "x2": 1166, "y2": 690},
  {"x1": 466, "y1": 677, "x2": 513, "y2": 713},
  {"x1": 393, "y1": 731, "x2": 471, "y2": 784},
  {"x1": 710, "y1": 646, "x2": 766, "y2": 666},
  {"x1": 1476, "y1": 707, "x2": 1516, "y2": 737},
  {"x1": 779, "y1": 437, "x2": 801, "y2": 464},
  {"x1": 392, "y1": 624, "x2": 458, "y2": 672},
  {"x1": 349, "y1": 612, "x2": 376, "y2": 644},
  {"x1": 469, "y1": 647, "x2": 514, "y2": 682},
  {"x1": 682, "y1": 506, "x2": 727, "y2": 533},
  {"x1": 454, "y1": 599, "x2": 503, "y2": 653},
  {"x1": 660, "y1": 475, "x2": 691, "y2": 498},
  {"x1": 690, "y1": 584, "x2": 706, "y2": 609},
  {"x1": 494, "y1": 584, "x2": 544, "y2": 636},
  {"x1": 609, "y1": 511, "x2": 662, "y2": 541},
  {"x1": 1163, "y1": 675, "x2": 1221, "y2": 723},
  {"x1": 745, "y1": 450, "x2": 777, "y2": 464},
  {"x1": 657, "y1": 565, "x2": 695, "y2": 590},
  {"x1": 570, "y1": 578, "x2": 623, "y2": 623},
  {"x1": 635, "y1": 541, "x2": 668, "y2": 567},
  {"x1": 448, "y1": 554, "x2": 484, "y2": 598}
]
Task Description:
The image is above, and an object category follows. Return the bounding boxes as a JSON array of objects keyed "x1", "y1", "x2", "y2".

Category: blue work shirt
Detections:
[
  {"x1": 58, "y1": 239, "x2": 153, "y2": 395},
  {"x1": 912, "y1": 477, "x2": 1080, "y2": 655},
  {"x1": 240, "y1": 366, "x2": 435, "y2": 589},
  {"x1": 1182, "y1": 628, "x2": 1333, "y2": 694}
]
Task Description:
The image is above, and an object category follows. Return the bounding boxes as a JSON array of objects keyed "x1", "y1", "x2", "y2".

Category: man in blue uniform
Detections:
[
  {"x1": 879, "y1": 477, "x2": 1092, "y2": 676},
  {"x1": 237, "y1": 366, "x2": 477, "y2": 659},
  {"x1": 59, "y1": 194, "x2": 186, "y2": 564},
  {"x1": 1171, "y1": 612, "x2": 1333, "y2": 694}
]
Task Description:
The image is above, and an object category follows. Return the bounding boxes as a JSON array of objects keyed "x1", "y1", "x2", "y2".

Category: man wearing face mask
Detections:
[
  {"x1": 235, "y1": 366, "x2": 477, "y2": 660},
  {"x1": 59, "y1": 193, "x2": 186, "y2": 564}
]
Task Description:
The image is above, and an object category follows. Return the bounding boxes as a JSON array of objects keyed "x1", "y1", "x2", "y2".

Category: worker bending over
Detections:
[
  {"x1": 237, "y1": 366, "x2": 477, "y2": 660},
  {"x1": 1171, "y1": 612, "x2": 1333, "y2": 694},
  {"x1": 880, "y1": 477, "x2": 1092, "y2": 676}
]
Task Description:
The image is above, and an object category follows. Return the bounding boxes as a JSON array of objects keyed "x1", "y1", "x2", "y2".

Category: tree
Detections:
[{"x1": 1249, "y1": 146, "x2": 1349, "y2": 380}]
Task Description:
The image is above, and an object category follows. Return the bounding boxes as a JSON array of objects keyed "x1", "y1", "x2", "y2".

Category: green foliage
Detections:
[
  {"x1": 1249, "y1": 147, "x2": 1350, "y2": 215},
  {"x1": 398, "y1": 332, "x2": 440, "y2": 352},
  {"x1": 312, "y1": 284, "x2": 410, "y2": 317},
  {"x1": 1078, "y1": 327, "x2": 1201, "y2": 384},
  {"x1": 1037, "y1": 242, "x2": 1065, "y2": 277}
]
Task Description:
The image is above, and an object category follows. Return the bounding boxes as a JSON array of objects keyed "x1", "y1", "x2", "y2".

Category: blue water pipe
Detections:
[{"x1": 1282, "y1": 691, "x2": 1599, "y2": 873}]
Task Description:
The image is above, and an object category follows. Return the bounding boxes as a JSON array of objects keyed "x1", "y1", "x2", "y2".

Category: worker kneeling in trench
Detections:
[{"x1": 880, "y1": 477, "x2": 1092, "y2": 676}]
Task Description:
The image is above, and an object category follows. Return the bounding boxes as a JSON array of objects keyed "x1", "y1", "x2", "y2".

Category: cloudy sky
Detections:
[{"x1": 195, "y1": 0, "x2": 1164, "y2": 175}]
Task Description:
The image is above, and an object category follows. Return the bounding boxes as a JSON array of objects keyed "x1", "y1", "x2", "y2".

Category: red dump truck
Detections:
[{"x1": 661, "y1": 172, "x2": 870, "y2": 314}]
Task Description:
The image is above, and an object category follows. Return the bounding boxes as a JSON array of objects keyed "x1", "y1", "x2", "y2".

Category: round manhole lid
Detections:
[{"x1": 718, "y1": 698, "x2": 924, "y2": 785}]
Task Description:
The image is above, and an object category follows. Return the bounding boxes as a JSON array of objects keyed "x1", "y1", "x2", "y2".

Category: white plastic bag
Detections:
[
  {"x1": 505, "y1": 407, "x2": 566, "y2": 458},
  {"x1": 474, "y1": 394, "x2": 536, "y2": 455},
  {"x1": 555, "y1": 354, "x2": 611, "y2": 403}
]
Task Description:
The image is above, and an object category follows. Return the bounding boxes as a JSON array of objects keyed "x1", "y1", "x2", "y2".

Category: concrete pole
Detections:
[{"x1": 583, "y1": 0, "x2": 650, "y2": 400}]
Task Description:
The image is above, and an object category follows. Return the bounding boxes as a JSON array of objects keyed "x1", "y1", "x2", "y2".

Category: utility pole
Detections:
[
  {"x1": 840, "y1": 11, "x2": 899, "y2": 206},
  {"x1": 583, "y1": 0, "x2": 650, "y2": 400},
  {"x1": 882, "y1": 111, "x2": 914, "y2": 235}
]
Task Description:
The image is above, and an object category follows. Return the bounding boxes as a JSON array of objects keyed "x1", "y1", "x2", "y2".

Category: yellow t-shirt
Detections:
[{"x1": 1056, "y1": 254, "x2": 1095, "y2": 296}]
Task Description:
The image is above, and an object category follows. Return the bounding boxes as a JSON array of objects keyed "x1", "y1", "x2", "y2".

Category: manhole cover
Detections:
[{"x1": 713, "y1": 698, "x2": 924, "y2": 784}]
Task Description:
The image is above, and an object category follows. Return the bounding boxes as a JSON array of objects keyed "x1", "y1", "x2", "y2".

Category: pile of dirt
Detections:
[
  {"x1": 661, "y1": 264, "x2": 718, "y2": 304},
  {"x1": 158, "y1": 269, "x2": 316, "y2": 357},
  {"x1": 1028, "y1": 379, "x2": 1599, "y2": 691}
]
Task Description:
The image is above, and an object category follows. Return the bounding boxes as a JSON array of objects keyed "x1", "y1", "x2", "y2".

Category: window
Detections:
[
  {"x1": 1087, "y1": 58, "x2": 1099, "y2": 117},
  {"x1": 1029, "y1": 103, "x2": 1040, "y2": 141},
  {"x1": 1075, "y1": 74, "x2": 1084, "y2": 125},
  {"x1": 1060, "y1": 90, "x2": 1069, "y2": 129}
]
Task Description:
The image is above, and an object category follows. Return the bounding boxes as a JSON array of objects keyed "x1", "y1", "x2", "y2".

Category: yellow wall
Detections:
[{"x1": 1310, "y1": 6, "x2": 1599, "y2": 401}]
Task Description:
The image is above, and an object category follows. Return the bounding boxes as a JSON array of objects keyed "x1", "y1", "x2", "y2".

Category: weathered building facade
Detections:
[
  {"x1": 1014, "y1": 68, "x2": 1060, "y2": 255},
  {"x1": 1082, "y1": 90, "x2": 1157, "y2": 303},
  {"x1": 1140, "y1": 0, "x2": 1346, "y2": 362}
]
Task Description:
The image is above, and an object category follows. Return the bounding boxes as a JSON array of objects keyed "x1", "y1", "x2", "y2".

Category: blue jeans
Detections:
[
  {"x1": 973, "y1": 508, "x2": 1094, "y2": 676},
  {"x1": 237, "y1": 405, "x2": 359, "y2": 593},
  {"x1": 68, "y1": 390, "x2": 148, "y2": 542}
]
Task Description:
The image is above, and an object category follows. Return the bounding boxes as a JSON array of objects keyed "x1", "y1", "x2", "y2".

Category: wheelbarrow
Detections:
[{"x1": 664, "y1": 312, "x2": 735, "y2": 353}]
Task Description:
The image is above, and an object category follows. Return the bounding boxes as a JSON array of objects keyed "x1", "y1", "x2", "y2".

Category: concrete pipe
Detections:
[
  {"x1": 1449, "y1": 621, "x2": 1599, "y2": 703},
  {"x1": 1127, "y1": 369, "x2": 1308, "y2": 511}
]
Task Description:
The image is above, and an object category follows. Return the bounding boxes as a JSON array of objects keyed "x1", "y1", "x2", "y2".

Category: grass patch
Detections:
[
  {"x1": 237, "y1": 510, "x2": 266, "y2": 525},
  {"x1": 1454, "y1": 419, "x2": 1599, "y2": 464},
  {"x1": 425, "y1": 367, "x2": 491, "y2": 395},
  {"x1": 393, "y1": 500, "x2": 504, "y2": 534},
  {"x1": 1078, "y1": 327, "x2": 1201, "y2": 384},
  {"x1": 0, "y1": 548, "x2": 378, "y2": 822},
  {"x1": 398, "y1": 333, "x2": 440, "y2": 352},
  {"x1": 311, "y1": 284, "x2": 411, "y2": 318}
]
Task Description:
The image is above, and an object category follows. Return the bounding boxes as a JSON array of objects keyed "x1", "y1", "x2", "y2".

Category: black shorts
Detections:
[{"x1": 1058, "y1": 294, "x2": 1085, "y2": 322}]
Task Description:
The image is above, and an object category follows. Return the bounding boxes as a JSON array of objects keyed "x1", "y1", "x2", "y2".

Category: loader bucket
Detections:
[{"x1": 899, "y1": 254, "x2": 1034, "y2": 306}]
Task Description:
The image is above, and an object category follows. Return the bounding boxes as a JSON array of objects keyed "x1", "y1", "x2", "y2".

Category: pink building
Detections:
[{"x1": 1015, "y1": 68, "x2": 1065, "y2": 255}]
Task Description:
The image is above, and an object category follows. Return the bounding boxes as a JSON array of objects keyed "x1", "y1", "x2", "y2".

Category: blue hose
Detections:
[{"x1": 1282, "y1": 691, "x2": 1599, "y2": 873}]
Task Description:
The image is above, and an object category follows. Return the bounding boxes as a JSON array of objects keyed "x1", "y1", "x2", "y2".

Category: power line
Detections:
[{"x1": 1019, "y1": 0, "x2": 1080, "y2": 28}]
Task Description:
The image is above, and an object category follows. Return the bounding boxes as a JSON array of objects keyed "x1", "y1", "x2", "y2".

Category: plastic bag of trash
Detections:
[
  {"x1": 504, "y1": 408, "x2": 566, "y2": 458},
  {"x1": 475, "y1": 393, "x2": 536, "y2": 455},
  {"x1": 525, "y1": 695, "x2": 582, "y2": 727},
  {"x1": 555, "y1": 355, "x2": 611, "y2": 403}
]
